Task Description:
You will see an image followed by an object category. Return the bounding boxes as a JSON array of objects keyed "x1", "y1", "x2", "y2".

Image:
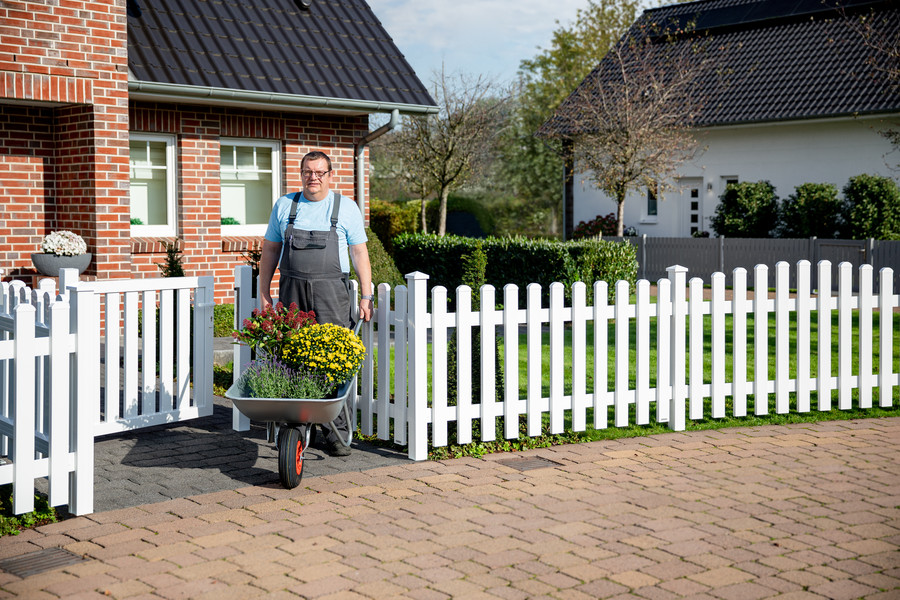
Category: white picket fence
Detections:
[
  {"x1": 0, "y1": 281, "x2": 93, "y2": 515},
  {"x1": 232, "y1": 260, "x2": 898, "y2": 462},
  {"x1": 0, "y1": 270, "x2": 215, "y2": 515}
]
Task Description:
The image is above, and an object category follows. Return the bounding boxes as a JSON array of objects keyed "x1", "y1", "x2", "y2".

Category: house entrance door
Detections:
[{"x1": 676, "y1": 177, "x2": 704, "y2": 237}]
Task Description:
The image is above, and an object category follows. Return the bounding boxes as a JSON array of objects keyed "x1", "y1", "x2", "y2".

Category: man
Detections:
[{"x1": 258, "y1": 150, "x2": 373, "y2": 456}]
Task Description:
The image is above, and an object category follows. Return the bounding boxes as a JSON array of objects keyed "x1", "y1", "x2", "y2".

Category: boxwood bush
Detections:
[
  {"x1": 841, "y1": 174, "x2": 900, "y2": 240},
  {"x1": 710, "y1": 181, "x2": 779, "y2": 238},
  {"x1": 777, "y1": 183, "x2": 842, "y2": 239},
  {"x1": 392, "y1": 233, "x2": 637, "y2": 305}
]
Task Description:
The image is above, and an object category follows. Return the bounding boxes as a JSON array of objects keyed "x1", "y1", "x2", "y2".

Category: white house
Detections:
[{"x1": 542, "y1": 0, "x2": 900, "y2": 238}]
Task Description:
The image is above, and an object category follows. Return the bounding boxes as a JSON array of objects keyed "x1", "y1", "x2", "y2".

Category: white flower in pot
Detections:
[{"x1": 32, "y1": 230, "x2": 92, "y2": 276}]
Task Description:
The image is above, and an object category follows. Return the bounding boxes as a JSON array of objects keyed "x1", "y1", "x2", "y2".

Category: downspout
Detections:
[{"x1": 355, "y1": 109, "x2": 400, "y2": 225}]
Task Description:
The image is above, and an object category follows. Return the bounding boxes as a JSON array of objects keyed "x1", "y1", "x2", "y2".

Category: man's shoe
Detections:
[{"x1": 325, "y1": 439, "x2": 351, "y2": 457}]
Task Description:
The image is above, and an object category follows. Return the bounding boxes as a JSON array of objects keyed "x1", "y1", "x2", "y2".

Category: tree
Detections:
[
  {"x1": 498, "y1": 0, "x2": 641, "y2": 238},
  {"x1": 383, "y1": 70, "x2": 509, "y2": 236},
  {"x1": 540, "y1": 21, "x2": 710, "y2": 236}
]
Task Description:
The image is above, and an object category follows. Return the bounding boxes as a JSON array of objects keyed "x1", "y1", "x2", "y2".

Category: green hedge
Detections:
[{"x1": 393, "y1": 234, "x2": 637, "y2": 304}]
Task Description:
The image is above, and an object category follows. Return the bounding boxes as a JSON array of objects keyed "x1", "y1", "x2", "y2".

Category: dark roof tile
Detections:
[
  {"x1": 128, "y1": 0, "x2": 435, "y2": 108},
  {"x1": 542, "y1": 0, "x2": 899, "y2": 136}
]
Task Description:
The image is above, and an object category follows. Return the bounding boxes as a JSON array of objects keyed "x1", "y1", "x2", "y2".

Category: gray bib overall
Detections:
[{"x1": 278, "y1": 192, "x2": 352, "y2": 328}]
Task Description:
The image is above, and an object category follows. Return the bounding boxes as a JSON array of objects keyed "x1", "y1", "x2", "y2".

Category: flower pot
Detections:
[{"x1": 31, "y1": 252, "x2": 92, "y2": 277}]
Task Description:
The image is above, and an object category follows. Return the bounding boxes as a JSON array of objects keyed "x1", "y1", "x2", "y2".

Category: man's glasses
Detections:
[{"x1": 301, "y1": 169, "x2": 331, "y2": 179}]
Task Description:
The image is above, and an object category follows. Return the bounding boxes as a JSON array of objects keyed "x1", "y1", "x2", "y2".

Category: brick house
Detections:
[{"x1": 1, "y1": 0, "x2": 435, "y2": 301}]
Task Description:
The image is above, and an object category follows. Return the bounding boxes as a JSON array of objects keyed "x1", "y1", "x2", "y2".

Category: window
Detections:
[
  {"x1": 721, "y1": 176, "x2": 739, "y2": 192},
  {"x1": 130, "y1": 134, "x2": 176, "y2": 237},
  {"x1": 646, "y1": 185, "x2": 658, "y2": 218},
  {"x1": 220, "y1": 139, "x2": 280, "y2": 235}
]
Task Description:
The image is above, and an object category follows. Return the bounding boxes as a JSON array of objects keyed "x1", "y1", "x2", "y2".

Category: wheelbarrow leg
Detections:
[{"x1": 277, "y1": 424, "x2": 312, "y2": 489}]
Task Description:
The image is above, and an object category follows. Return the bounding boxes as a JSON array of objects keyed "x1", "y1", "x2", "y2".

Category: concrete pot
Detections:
[{"x1": 31, "y1": 252, "x2": 92, "y2": 277}]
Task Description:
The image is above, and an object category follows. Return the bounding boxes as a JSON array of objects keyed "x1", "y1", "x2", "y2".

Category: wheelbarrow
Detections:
[{"x1": 225, "y1": 321, "x2": 361, "y2": 489}]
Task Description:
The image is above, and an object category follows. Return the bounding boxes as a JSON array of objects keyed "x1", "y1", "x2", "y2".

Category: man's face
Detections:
[{"x1": 301, "y1": 158, "x2": 332, "y2": 200}]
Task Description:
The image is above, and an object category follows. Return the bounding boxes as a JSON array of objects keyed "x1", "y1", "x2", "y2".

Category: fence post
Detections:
[
  {"x1": 667, "y1": 265, "x2": 688, "y2": 431},
  {"x1": 12, "y1": 304, "x2": 36, "y2": 514},
  {"x1": 719, "y1": 236, "x2": 725, "y2": 274},
  {"x1": 233, "y1": 265, "x2": 252, "y2": 431},
  {"x1": 71, "y1": 286, "x2": 98, "y2": 515},
  {"x1": 58, "y1": 268, "x2": 80, "y2": 301},
  {"x1": 194, "y1": 276, "x2": 215, "y2": 418},
  {"x1": 406, "y1": 271, "x2": 429, "y2": 461}
]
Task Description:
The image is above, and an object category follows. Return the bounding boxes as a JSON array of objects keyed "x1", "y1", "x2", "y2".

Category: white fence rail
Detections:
[{"x1": 0, "y1": 270, "x2": 215, "y2": 515}]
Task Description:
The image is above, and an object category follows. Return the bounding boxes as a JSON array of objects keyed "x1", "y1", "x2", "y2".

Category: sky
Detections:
[{"x1": 369, "y1": 0, "x2": 594, "y2": 86}]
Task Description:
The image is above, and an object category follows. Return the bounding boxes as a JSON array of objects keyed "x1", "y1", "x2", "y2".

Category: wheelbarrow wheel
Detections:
[{"x1": 277, "y1": 426, "x2": 305, "y2": 489}]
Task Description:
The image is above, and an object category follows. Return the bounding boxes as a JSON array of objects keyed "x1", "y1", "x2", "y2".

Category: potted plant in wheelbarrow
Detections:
[{"x1": 226, "y1": 303, "x2": 366, "y2": 488}]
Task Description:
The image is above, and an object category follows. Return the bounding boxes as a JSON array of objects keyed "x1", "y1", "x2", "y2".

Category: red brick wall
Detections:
[
  {"x1": 130, "y1": 103, "x2": 369, "y2": 303},
  {"x1": 0, "y1": 1, "x2": 374, "y2": 305},
  {"x1": 0, "y1": 0, "x2": 130, "y2": 284}
]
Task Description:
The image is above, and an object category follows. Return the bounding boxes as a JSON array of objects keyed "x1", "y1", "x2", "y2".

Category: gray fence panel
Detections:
[
  {"x1": 604, "y1": 236, "x2": 900, "y2": 291},
  {"x1": 638, "y1": 237, "x2": 721, "y2": 283},
  {"x1": 722, "y1": 238, "x2": 810, "y2": 288},
  {"x1": 872, "y1": 240, "x2": 900, "y2": 290}
]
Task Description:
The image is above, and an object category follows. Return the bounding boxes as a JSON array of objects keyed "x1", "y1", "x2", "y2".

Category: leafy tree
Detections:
[
  {"x1": 777, "y1": 183, "x2": 842, "y2": 239},
  {"x1": 710, "y1": 181, "x2": 779, "y2": 238},
  {"x1": 499, "y1": 0, "x2": 641, "y2": 238},
  {"x1": 381, "y1": 70, "x2": 510, "y2": 236},
  {"x1": 841, "y1": 174, "x2": 900, "y2": 240},
  {"x1": 540, "y1": 20, "x2": 711, "y2": 236}
]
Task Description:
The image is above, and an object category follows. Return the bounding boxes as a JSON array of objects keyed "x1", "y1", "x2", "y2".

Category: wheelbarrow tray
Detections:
[{"x1": 225, "y1": 376, "x2": 353, "y2": 424}]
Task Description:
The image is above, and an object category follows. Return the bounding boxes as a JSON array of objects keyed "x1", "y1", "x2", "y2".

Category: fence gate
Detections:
[{"x1": 70, "y1": 275, "x2": 216, "y2": 436}]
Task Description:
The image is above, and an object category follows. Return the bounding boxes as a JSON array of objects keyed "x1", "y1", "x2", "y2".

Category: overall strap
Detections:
[
  {"x1": 330, "y1": 193, "x2": 341, "y2": 229},
  {"x1": 287, "y1": 191, "x2": 303, "y2": 225}
]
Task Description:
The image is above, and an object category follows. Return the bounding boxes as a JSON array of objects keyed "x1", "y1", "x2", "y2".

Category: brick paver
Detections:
[{"x1": 1, "y1": 418, "x2": 899, "y2": 598}]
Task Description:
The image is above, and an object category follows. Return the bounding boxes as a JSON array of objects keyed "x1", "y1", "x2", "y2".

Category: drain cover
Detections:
[
  {"x1": 495, "y1": 456, "x2": 562, "y2": 471},
  {"x1": 0, "y1": 547, "x2": 87, "y2": 578}
]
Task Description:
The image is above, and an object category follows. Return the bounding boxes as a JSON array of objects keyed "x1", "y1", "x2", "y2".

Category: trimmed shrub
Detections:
[
  {"x1": 841, "y1": 174, "x2": 900, "y2": 240},
  {"x1": 392, "y1": 233, "x2": 637, "y2": 304},
  {"x1": 777, "y1": 183, "x2": 842, "y2": 238},
  {"x1": 710, "y1": 181, "x2": 779, "y2": 238}
]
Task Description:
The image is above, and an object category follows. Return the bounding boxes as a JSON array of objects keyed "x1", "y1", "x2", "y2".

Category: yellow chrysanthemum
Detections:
[{"x1": 281, "y1": 322, "x2": 367, "y2": 385}]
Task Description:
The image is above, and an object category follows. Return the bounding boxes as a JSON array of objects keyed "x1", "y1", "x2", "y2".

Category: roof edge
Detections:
[{"x1": 128, "y1": 80, "x2": 439, "y2": 116}]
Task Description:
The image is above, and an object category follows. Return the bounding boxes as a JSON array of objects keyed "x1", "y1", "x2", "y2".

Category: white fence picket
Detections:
[
  {"x1": 710, "y1": 272, "x2": 726, "y2": 419},
  {"x1": 504, "y1": 284, "x2": 522, "y2": 440},
  {"x1": 879, "y1": 268, "x2": 895, "y2": 408},
  {"x1": 796, "y1": 262, "x2": 812, "y2": 413},
  {"x1": 818, "y1": 261, "x2": 833, "y2": 411}
]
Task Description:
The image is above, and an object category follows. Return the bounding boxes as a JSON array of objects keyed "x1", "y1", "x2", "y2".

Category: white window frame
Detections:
[
  {"x1": 129, "y1": 133, "x2": 177, "y2": 238},
  {"x1": 219, "y1": 138, "x2": 281, "y2": 236}
]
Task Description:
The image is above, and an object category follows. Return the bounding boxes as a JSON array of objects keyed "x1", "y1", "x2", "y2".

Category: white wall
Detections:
[{"x1": 572, "y1": 114, "x2": 899, "y2": 237}]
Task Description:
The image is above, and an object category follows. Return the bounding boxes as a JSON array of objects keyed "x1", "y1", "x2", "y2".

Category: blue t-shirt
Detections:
[{"x1": 264, "y1": 191, "x2": 367, "y2": 273}]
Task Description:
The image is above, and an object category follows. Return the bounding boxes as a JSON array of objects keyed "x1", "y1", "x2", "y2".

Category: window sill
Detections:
[
  {"x1": 639, "y1": 218, "x2": 658, "y2": 224},
  {"x1": 222, "y1": 236, "x2": 264, "y2": 253},
  {"x1": 132, "y1": 237, "x2": 180, "y2": 254}
]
